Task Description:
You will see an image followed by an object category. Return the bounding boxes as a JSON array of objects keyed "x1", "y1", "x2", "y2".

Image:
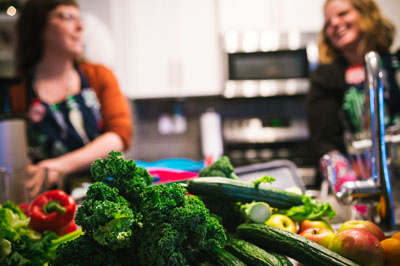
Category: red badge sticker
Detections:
[{"x1": 345, "y1": 64, "x2": 365, "y2": 84}]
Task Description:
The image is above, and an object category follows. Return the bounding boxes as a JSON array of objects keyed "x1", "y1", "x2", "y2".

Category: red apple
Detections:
[
  {"x1": 266, "y1": 214, "x2": 297, "y2": 233},
  {"x1": 300, "y1": 227, "x2": 335, "y2": 248},
  {"x1": 328, "y1": 228, "x2": 384, "y2": 266},
  {"x1": 338, "y1": 220, "x2": 385, "y2": 241},
  {"x1": 298, "y1": 219, "x2": 334, "y2": 234}
]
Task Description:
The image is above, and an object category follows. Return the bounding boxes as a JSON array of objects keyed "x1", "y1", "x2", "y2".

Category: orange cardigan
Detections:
[{"x1": 10, "y1": 62, "x2": 133, "y2": 149}]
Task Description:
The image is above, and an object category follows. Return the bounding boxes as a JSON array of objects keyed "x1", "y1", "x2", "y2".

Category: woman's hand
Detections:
[
  {"x1": 25, "y1": 132, "x2": 125, "y2": 198},
  {"x1": 26, "y1": 158, "x2": 66, "y2": 199}
]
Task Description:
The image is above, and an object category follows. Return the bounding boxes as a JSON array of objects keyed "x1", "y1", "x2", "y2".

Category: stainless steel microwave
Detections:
[
  {"x1": 228, "y1": 49, "x2": 309, "y2": 80},
  {"x1": 223, "y1": 31, "x2": 318, "y2": 98}
]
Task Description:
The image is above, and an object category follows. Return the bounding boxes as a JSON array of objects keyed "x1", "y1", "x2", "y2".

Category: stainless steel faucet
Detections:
[{"x1": 328, "y1": 51, "x2": 395, "y2": 230}]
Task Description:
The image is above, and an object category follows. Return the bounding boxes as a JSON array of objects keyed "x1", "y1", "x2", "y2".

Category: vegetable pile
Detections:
[
  {"x1": 52, "y1": 151, "x2": 226, "y2": 266},
  {"x1": 185, "y1": 156, "x2": 362, "y2": 266},
  {"x1": 2, "y1": 152, "x2": 363, "y2": 266},
  {"x1": 188, "y1": 156, "x2": 336, "y2": 232}
]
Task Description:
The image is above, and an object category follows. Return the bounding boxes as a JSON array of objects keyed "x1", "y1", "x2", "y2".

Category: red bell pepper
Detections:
[
  {"x1": 18, "y1": 203, "x2": 30, "y2": 217},
  {"x1": 29, "y1": 189, "x2": 76, "y2": 234},
  {"x1": 57, "y1": 219, "x2": 78, "y2": 236}
]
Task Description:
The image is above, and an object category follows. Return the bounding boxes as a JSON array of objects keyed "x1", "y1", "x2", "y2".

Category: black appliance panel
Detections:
[{"x1": 228, "y1": 49, "x2": 309, "y2": 80}]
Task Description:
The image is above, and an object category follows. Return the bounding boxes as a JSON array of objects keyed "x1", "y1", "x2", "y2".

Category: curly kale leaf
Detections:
[
  {"x1": 75, "y1": 182, "x2": 141, "y2": 250},
  {"x1": 135, "y1": 183, "x2": 226, "y2": 266},
  {"x1": 90, "y1": 151, "x2": 153, "y2": 203},
  {"x1": 198, "y1": 156, "x2": 239, "y2": 179}
]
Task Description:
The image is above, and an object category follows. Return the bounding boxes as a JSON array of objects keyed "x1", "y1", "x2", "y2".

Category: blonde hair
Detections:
[{"x1": 318, "y1": 0, "x2": 395, "y2": 64}]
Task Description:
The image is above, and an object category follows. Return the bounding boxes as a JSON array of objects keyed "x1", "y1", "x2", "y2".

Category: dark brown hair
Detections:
[
  {"x1": 319, "y1": 0, "x2": 395, "y2": 64},
  {"x1": 15, "y1": 0, "x2": 79, "y2": 76}
]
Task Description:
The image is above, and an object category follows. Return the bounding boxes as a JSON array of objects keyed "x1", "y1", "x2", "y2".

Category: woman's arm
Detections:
[
  {"x1": 43, "y1": 131, "x2": 124, "y2": 174},
  {"x1": 81, "y1": 62, "x2": 133, "y2": 149},
  {"x1": 26, "y1": 131, "x2": 124, "y2": 197}
]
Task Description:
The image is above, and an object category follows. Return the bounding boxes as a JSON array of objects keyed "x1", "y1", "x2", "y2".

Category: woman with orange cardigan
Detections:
[{"x1": 8, "y1": 0, "x2": 132, "y2": 197}]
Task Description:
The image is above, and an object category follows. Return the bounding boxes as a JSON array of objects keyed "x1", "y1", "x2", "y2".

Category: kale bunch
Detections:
[
  {"x1": 90, "y1": 150, "x2": 153, "y2": 203},
  {"x1": 74, "y1": 182, "x2": 141, "y2": 250},
  {"x1": 135, "y1": 183, "x2": 226, "y2": 266},
  {"x1": 198, "y1": 156, "x2": 239, "y2": 179}
]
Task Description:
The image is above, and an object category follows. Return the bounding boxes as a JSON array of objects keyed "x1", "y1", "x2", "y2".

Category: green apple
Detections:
[
  {"x1": 299, "y1": 227, "x2": 335, "y2": 248},
  {"x1": 298, "y1": 219, "x2": 334, "y2": 234},
  {"x1": 266, "y1": 214, "x2": 297, "y2": 233},
  {"x1": 338, "y1": 220, "x2": 385, "y2": 241},
  {"x1": 329, "y1": 228, "x2": 385, "y2": 266}
]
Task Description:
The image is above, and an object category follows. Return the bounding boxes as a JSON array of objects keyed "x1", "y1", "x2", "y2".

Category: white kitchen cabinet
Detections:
[
  {"x1": 106, "y1": 0, "x2": 224, "y2": 99},
  {"x1": 118, "y1": 0, "x2": 325, "y2": 99},
  {"x1": 217, "y1": 0, "x2": 325, "y2": 32}
]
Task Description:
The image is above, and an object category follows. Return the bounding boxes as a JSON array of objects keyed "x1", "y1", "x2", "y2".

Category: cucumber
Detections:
[
  {"x1": 225, "y1": 236, "x2": 282, "y2": 266},
  {"x1": 186, "y1": 177, "x2": 303, "y2": 209},
  {"x1": 236, "y1": 223, "x2": 361, "y2": 266},
  {"x1": 208, "y1": 248, "x2": 247, "y2": 266},
  {"x1": 269, "y1": 252, "x2": 293, "y2": 266},
  {"x1": 240, "y1": 201, "x2": 272, "y2": 224}
]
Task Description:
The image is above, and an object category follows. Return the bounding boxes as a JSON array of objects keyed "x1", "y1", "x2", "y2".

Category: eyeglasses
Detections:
[{"x1": 53, "y1": 12, "x2": 82, "y2": 24}]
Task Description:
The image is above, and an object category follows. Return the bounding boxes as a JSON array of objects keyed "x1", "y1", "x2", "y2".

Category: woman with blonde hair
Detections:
[
  {"x1": 306, "y1": 0, "x2": 400, "y2": 192},
  {"x1": 319, "y1": 0, "x2": 395, "y2": 64}
]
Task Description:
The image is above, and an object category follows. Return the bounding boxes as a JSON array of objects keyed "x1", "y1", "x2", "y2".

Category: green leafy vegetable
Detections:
[
  {"x1": 0, "y1": 201, "x2": 82, "y2": 265},
  {"x1": 90, "y1": 150, "x2": 153, "y2": 203},
  {"x1": 135, "y1": 183, "x2": 226, "y2": 265},
  {"x1": 252, "y1": 175, "x2": 276, "y2": 188},
  {"x1": 0, "y1": 238, "x2": 11, "y2": 257},
  {"x1": 74, "y1": 182, "x2": 140, "y2": 250},
  {"x1": 274, "y1": 195, "x2": 336, "y2": 222},
  {"x1": 0, "y1": 201, "x2": 40, "y2": 243},
  {"x1": 198, "y1": 156, "x2": 239, "y2": 180}
]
